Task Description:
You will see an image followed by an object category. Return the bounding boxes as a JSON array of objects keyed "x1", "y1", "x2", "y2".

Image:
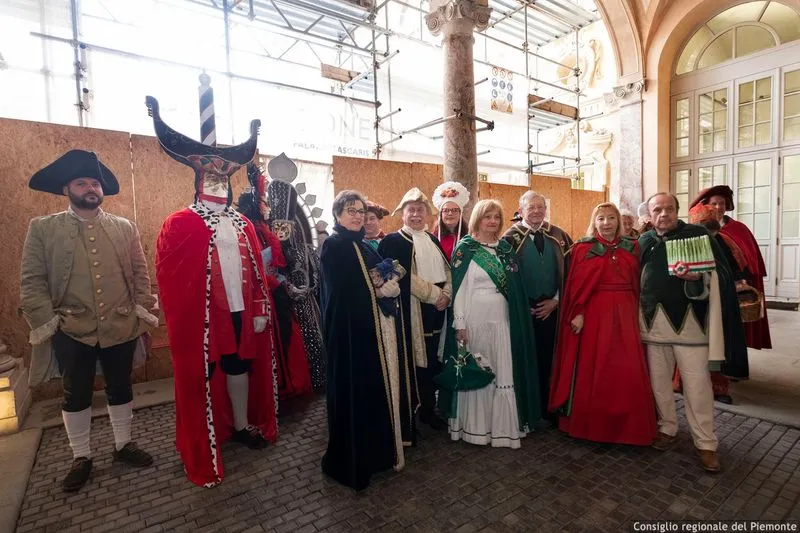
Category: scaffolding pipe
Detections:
[
  {"x1": 459, "y1": 111, "x2": 494, "y2": 129},
  {"x1": 575, "y1": 27, "x2": 581, "y2": 169},
  {"x1": 31, "y1": 32, "x2": 378, "y2": 107},
  {"x1": 475, "y1": 77, "x2": 489, "y2": 86},
  {"x1": 477, "y1": 150, "x2": 491, "y2": 156},
  {"x1": 529, "y1": 149, "x2": 576, "y2": 161},
  {"x1": 69, "y1": 0, "x2": 84, "y2": 126},
  {"x1": 530, "y1": 160, "x2": 555, "y2": 168},
  {"x1": 371, "y1": 23, "x2": 381, "y2": 159},
  {"x1": 402, "y1": 114, "x2": 458, "y2": 135},
  {"x1": 379, "y1": 108, "x2": 402, "y2": 121},
  {"x1": 524, "y1": 1, "x2": 530, "y2": 175},
  {"x1": 345, "y1": 48, "x2": 398, "y2": 89}
]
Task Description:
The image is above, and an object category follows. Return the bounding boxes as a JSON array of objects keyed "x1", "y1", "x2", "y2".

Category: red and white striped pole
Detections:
[{"x1": 198, "y1": 71, "x2": 216, "y2": 146}]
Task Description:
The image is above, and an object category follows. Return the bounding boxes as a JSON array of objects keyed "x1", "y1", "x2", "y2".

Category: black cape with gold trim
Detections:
[
  {"x1": 319, "y1": 228, "x2": 398, "y2": 490},
  {"x1": 639, "y1": 221, "x2": 748, "y2": 379}
]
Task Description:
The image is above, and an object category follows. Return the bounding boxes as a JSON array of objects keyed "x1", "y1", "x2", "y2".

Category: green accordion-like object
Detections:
[{"x1": 665, "y1": 235, "x2": 716, "y2": 276}]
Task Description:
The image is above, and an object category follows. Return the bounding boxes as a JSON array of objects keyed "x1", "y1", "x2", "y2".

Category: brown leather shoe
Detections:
[
  {"x1": 651, "y1": 432, "x2": 676, "y2": 451},
  {"x1": 698, "y1": 449, "x2": 720, "y2": 472}
]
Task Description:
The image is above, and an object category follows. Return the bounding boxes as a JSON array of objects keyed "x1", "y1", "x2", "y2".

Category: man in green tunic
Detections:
[
  {"x1": 639, "y1": 193, "x2": 747, "y2": 473},
  {"x1": 503, "y1": 191, "x2": 573, "y2": 424}
]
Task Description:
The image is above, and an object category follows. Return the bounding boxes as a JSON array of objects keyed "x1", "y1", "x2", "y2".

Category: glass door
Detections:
[
  {"x1": 733, "y1": 154, "x2": 777, "y2": 296},
  {"x1": 671, "y1": 165, "x2": 692, "y2": 220},
  {"x1": 777, "y1": 151, "x2": 800, "y2": 299}
]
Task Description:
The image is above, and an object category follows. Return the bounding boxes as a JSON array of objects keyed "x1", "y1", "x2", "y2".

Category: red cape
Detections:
[
  {"x1": 549, "y1": 239, "x2": 656, "y2": 445},
  {"x1": 156, "y1": 208, "x2": 278, "y2": 487},
  {"x1": 721, "y1": 217, "x2": 772, "y2": 349}
]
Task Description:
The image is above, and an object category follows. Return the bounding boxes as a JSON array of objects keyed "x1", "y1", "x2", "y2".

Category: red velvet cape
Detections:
[
  {"x1": 549, "y1": 238, "x2": 656, "y2": 445},
  {"x1": 156, "y1": 208, "x2": 278, "y2": 487},
  {"x1": 721, "y1": 217, "x2": 772, "y2": 349}
]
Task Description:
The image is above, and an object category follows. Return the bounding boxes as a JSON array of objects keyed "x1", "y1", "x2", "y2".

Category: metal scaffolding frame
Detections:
[{"x1": 27, "y1": 0, "x2": 601, "y2": 169}]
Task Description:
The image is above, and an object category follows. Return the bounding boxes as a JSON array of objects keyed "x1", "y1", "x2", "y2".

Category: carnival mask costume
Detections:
[
  {"x1": 236, "y1": 163, "x2": 312, "y2": 400},
  {"x1": 266, "y1": 153, "x2": 326, "y2": 392},
  {"x1": 147, "y1": 96, "x2": 278, "y2": 488}
]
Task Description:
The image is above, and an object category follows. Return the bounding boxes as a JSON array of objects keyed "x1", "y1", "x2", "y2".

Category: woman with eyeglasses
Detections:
[
  {"x1": 432, "y1": 182, "x2": 470, "y2": 262},
  {"x1": 319, "y1": 190, "x2": 411, "y2": 490}
]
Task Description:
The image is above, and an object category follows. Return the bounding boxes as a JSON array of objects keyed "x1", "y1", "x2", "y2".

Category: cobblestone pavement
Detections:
[{"x1": 15, "y1": 396, "x2": 800, "y2": 533}]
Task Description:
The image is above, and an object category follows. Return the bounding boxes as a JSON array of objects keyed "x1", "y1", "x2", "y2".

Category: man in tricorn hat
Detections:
[
  {"x1": 379, "y1": 187, "x2": 452, "y2": 436},
  {"x1": 147, "y1": 96, "x2": 278, "y2": 487},
  {"x1": 690, "y1": 185, "x2": 771, "y2": 350},
  {"x1": 20, "y1": 149, "x2": 158, "y2": 492}
]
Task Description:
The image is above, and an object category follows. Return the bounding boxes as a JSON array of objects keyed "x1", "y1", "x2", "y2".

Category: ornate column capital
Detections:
[
  {"x1": 603, "y1": 79, "x2": 645, "y2": 108},
  {"x1": 426, "y1": 0, "x2": 492, "y2": 36}
]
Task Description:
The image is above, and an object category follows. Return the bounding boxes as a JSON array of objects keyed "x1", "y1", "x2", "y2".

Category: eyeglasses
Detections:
[
  {"x1": 345, "y1": 208, "x2": 366, "y2": 216},
  {"x1": 441, "y1": 208, "x2": 461, "y2": 215}
]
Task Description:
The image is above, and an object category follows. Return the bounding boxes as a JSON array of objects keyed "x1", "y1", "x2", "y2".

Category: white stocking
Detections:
[
  {"x1": 62, "y1": 408, "x2": 92, "y2": 459},
  {"x1": 107, "y1": 402, "x2": 133, "y2": 451},
  {"x1": 226, "y1": 373, "x2": 249, "y2": 431}
]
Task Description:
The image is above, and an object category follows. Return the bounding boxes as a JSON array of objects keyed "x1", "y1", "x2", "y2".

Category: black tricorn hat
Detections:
[
  {"x1": 29, "y1": 149, "x2": 120, "y2": 196},
  {"x1": 145, "y1": 95, "x2": 260, "y2": 184}
]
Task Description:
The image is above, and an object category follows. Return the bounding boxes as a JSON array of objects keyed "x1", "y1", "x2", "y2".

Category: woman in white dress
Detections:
[{"x1": 447, "y1": 200, "x2": 541, "y2": 448}]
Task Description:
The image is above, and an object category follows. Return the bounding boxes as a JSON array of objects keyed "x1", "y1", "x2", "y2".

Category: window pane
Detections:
[
  {"x1": 708, "y1": 2, "x2": 767, "y2": 33},
  {"x1": 756, "y1": 77, "x2": 772, "y2": 99},
  {"x1": 700, "y1": 134, "x2": 713, "y2": 154},
  {"x1": 736, "y1": 25, "x2": 775, "y2": 58},
  {"x1": 755, "y1": 123, "x2": 771, "y2": 145},
  {"x1": 785, "y1": 94, "x2": 800, "y2": 118},
  {"x1": 714, "y1": 165, "x2": 727, "y2": 184},
  {"x1": 740, "y1": 104, "x2": 754, "y2": 125},
  {"x1": 785, "y1": 117, "x2": 800, "y2": 141},
  {"x1": 714, "y1": 132, "x2": 727, "y2": 151},
  {"x1": 714, "y1": 89, "x2": 728, "y2": 109},
  {"x1": 739, "y1": 213, "x2": 754, "y2": 229},
  {"x1": 761, "y1": 2, "x2": 800, "y2": 44},
  {"x1": 755, "y1": 185, "x2": 771, "y2": 211},
  {"x1": 676, "y1": 27, "x2": 715, "y2": 75},
  {"x1": 784, "y1": 183, "x2": 800, "y2": 210},
  {"x1": 699, "y1": 114, "x2": 713, "y2": 134},
  {"x1": 786, "y1": 70, "x2": 800, "y2": 94},
  {"x1": 698, "y1": 30, "x2": 734, "y2": 70},
  {"x1": 784, "y1": 155, "x2": 800, "y2": 183},
  {"x1": 699, "y1": 166, "x2": 713, "y2": 189},
  {"x1": 739, "y1": 126, "x2": 754, "y2": 148},
  {"x1": 675, "y1": 170, "x2": 690, "y2": 192},
  {"x1": 677, "y1": 194, "x2": 689, "y2": 219},
  {"x1": 754, "y1": 213, "x2": 770, "y2": 239},
  {"x1": 677, "y1": 138, "x2": 689, "y2": 158},
  {"x1": 740, "y1": 81, "x2": 754, "y2": 104},
  {"x1": 755, "y1": 159, "x2": 771, "y2": 186},
  {"x1": 739, "y1": 161, "x2": 755, "y2": 187},
  {"x1": 756, "y1": 100, "x2": 771, "y2": 123},
  {"x1": 738, "y1": 187, "x2": 754, "y2": 213},
  {"x1": 782, "y1": 212, "x2": 800, "y2": 238},
  {"x1": 699, "y1": 93, "x2": 714, "y2": 114},
  {"x1": 677, "y1": 98, "x2": 689, "y2": 119},
  {"x1": 677, "y1": 118, "x2": 690, "y2": 137},
  {"x1": 714, "y1": 109, "x2": 727, "y2": 129}
]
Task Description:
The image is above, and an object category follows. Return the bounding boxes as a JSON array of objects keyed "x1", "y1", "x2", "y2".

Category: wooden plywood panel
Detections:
[
  {"x1": 530, "y1": 174, "x2": 574, "y2": 237},
  {"x1": 332, "y1": 156, "x2": 441, "y2": 233},
  {"x1": 478, "y1": 182, "x2": 529, "y2": 233},
  {"x1": 0, "y1": 118, "x2": 135, "y2": 376},
  {"x1": 571, "y1": 189, "x2": 608, "y2": 241}
]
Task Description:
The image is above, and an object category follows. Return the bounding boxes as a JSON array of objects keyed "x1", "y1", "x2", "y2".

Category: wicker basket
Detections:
[{"x1": 737, "y1": 286, "x2": 764, "y2": 323}]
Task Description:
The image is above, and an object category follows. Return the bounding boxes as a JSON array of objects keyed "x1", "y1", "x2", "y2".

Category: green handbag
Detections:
[{"x1": 434, "y1": 342, "x2": 495, "y2": 391}]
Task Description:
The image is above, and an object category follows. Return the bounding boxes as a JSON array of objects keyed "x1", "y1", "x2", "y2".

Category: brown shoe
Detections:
[
  {"x1": 62, "y1": 457, "x2": 92, "y2": 492},
  {"x1": 651, "y1": 432, "x2": 676, "y2": 451},
  {"x1": 698, "y1": 449, "x2": 720, "y2": 472}
]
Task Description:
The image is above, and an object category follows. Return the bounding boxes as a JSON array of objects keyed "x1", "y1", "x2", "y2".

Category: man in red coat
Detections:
[
  {"x1": 690, "y1": 185, "x2": 771, "y2": 350},
  {"x1": 146, "y1": 97, "x2": 278, "y2": 488}
]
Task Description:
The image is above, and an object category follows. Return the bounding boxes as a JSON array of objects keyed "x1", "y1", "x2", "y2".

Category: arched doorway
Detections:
[{"x1": 669, "y1": 1, "x2": 800, "y2": 301}]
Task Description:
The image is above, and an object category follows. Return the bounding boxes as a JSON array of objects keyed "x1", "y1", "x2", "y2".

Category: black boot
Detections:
[
  {"x1": 62, "y1": 457, "x2": 92, "y2": 492},
  {"x1": 232, "y1": 425, "x2": 269, "y2": 449},
  {"x1": 113, "y1": 442, "x2": 154, "y2": 467}
]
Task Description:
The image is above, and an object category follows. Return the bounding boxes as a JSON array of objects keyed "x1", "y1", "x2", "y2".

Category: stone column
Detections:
[
  {"x1": 426, "y1": 0, "x2": 491, "y2": 205},
  {"x1": 603, "y1": 80, "x2": 645, "y2": 211}
]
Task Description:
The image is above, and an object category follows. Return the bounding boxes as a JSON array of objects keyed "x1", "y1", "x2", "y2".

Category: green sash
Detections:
[{"x1": 471, "y1": 244, "x2": 508, "y2": 298}]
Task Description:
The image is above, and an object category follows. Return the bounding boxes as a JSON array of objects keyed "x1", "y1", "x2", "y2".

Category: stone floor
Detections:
[{"x1": 14, "y1": 395, "x2": 800, "y2": 533}]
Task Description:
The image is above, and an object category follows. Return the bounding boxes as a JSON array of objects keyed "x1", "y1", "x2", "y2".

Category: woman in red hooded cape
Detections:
[
  {"x1": 690, "y1": 185, "x2": 771, "y2": 350},
  {"x1": 549, "y1": 202, "x2": 656, "y2": 446}
]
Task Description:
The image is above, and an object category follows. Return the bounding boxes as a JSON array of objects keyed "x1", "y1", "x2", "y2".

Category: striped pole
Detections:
[{"x1": 198, "y1": 71, "x2": 216, "y2": 146}]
